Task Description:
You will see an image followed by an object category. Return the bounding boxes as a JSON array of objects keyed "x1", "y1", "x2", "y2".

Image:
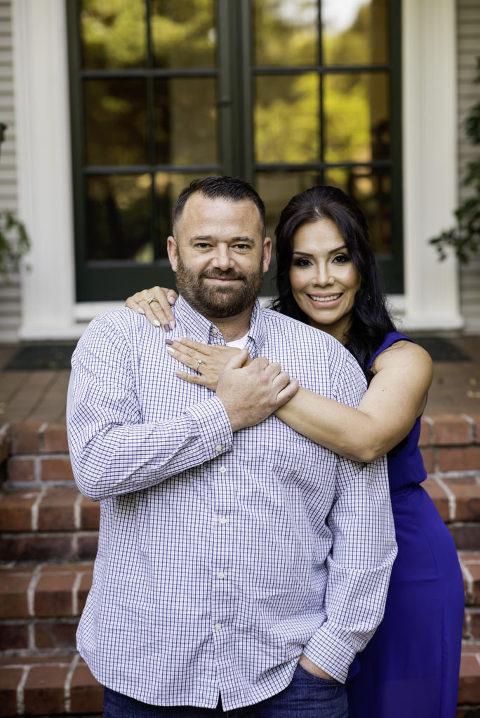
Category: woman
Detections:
[{"x1": 126, "y1": 185, "x2": 464, "y2": 717}]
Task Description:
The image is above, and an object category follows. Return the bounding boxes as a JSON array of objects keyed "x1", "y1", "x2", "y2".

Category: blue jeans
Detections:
[{"x1": 103, "y1": 664, "x2": 348, "y2": 718}]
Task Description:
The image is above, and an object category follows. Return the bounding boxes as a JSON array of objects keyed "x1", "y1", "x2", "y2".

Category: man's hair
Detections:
[{"x1": 172, "y1": 176, "x2": 266, "y2": 237}]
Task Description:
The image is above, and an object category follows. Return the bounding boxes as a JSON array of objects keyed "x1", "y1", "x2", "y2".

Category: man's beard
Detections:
[{"x1": 174, "y1": 252, "x2": 265, "y2": 319}]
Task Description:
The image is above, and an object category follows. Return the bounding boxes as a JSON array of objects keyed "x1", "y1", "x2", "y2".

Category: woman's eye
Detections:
[
  {"x1": 292, "y1": 258, "x2": 311, "y2": 267},
  {"x1": 333, "y1": 254, "x2": 350, "y2": 264}
]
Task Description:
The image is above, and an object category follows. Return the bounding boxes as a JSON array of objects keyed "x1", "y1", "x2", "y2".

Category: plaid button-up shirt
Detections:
[{"x1": 67, "y1": 295, "x2": 396, "y2": 710}]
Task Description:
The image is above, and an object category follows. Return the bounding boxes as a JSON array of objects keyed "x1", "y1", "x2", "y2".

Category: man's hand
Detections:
[
  {"x1": 216, "y1": 350, "x2": 299, "y2": 432},
  {"x1": 299, "y1": 654, "x2": 336, "y2": 681}
]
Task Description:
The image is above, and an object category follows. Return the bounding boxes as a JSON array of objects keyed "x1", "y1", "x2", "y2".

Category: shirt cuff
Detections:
[
  {"x1": 303, "y1": 624, "x2": 356, "y2": 684},
  {"x1": 186, "y1": 397, "x2": 233, "y2": 460}
]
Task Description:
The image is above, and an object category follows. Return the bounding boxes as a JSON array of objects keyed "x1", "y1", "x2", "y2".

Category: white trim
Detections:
[
  {"x1": 13, "y1": 0, "x2": 76, "y2": 340},
  {"x1": 401, "y1": 0, "x2": 462, "y2": 330}
]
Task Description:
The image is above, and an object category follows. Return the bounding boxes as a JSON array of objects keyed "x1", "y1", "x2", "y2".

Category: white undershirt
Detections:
[{"x1": 226, "y1": 334, "x2": 249, "y2": 349}]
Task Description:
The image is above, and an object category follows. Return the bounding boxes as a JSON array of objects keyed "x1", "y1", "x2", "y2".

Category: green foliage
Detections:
[
  {"x1": 0, "y1": 212, "x2": 30, "y2": 279},
  {"x1": 429, "y1": 57, "x2": 480, "y2": 263}
]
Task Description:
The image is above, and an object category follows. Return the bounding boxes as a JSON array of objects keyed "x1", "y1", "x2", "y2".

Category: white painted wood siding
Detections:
[
  {"x1": 458, "y1": 0, "x2": 480, "y2": 332},
  {"x1": 0, "y1": 0, "x2": 21, "y2": 342}
]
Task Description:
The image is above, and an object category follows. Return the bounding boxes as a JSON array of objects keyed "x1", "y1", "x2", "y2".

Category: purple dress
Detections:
[{"x1": 346, "y1": 332, "x2": 464, "y2": 718}]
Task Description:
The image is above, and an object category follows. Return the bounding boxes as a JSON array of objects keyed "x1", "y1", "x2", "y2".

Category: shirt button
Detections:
[
  {"x1": 217, "y1": 572, "x2": 225, "y2": 580},
  {"x1": 215, "y1": 445, "x2": 222, "y2": 452},
  {"x1": 215, "y1": 622, "x2": 222, "y2": 631},
  {"x1": 219, "y1": 466, "x2": 227, "y2": 474},
  {"x1": 219, "y1": 517, "x2": 227, "y2": 525}
]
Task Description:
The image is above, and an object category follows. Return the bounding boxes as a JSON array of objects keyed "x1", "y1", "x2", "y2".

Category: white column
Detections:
[
  {"x1": 13, "y1": 0, "x2": 78, "y2": 338},
  {"x1": 401, "y1": 0, "x2": 463, "y2": 330}
]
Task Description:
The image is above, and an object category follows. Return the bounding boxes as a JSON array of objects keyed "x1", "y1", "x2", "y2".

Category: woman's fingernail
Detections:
[
  {"x1": 165, "y1": 338, "x2": 174, "y2": 345},
  {"x1": 166, "y1": 347, "x2": 175, "y2": 355},
  {"x1": 138, "y1": 308, "x2": 145, "y2": 315},
  {"x1": 169, "y1": 320, "x2": 176, "y2": 329},
  {"x1": 164, "y1": 324, "x2": 171, "y2": 332},
  {"x1": 153, "y1": 320, "x2": 160, "y2": 327},
  {"x1": 168, "y1": 297, "x2": 175, "y2": 305}
]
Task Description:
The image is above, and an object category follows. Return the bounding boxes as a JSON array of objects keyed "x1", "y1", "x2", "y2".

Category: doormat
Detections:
[
  {"x1": 3, "y1": 342, "x2": 77, "y2": 371},
  {"x1": 408, "y1": 335, "x2": 471, "y2": 362}
]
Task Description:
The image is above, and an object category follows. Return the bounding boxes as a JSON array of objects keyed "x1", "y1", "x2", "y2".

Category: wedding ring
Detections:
[
  {"x1": 147, "y1": 296, "x2": 159, "y2": 305},
  {"x1": 195, "y1": 359, "x2": 203, "y2": 370}
]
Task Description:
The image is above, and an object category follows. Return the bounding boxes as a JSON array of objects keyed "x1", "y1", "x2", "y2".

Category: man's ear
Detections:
[
  {"x1": 262, "y1": 236, "x2": 272, "y2": 274},
  {"x1": 167, "y1": 236, "x2": 178, "y2": 272}
]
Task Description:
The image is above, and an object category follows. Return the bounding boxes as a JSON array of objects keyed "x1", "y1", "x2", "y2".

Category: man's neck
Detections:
[{"x1": 208, "y1": 306, "x2": 252, "y2": 342}]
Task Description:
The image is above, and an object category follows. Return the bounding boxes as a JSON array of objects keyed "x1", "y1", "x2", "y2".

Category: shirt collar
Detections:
[{"x1": 173, "y1": 294, "x2": 266, "y2": 357}]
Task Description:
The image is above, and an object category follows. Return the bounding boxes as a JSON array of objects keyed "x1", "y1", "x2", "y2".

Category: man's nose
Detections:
[{"x1": 212, "y1": 246, "x2": 233, "y2": 270}]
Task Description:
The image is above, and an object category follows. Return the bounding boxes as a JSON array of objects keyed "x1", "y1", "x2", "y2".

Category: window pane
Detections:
[
  {"x1": 323, "y1": 72, "x2": 389, "y2": 163},
  {"x1": 151, "y1": 0, "x2": 216, "y2": 68},
  {"x1": 253, "y1": 0, "x2": 317, "y2": 66},
  {"x1": 256, "y1": 170, "x2": 321, "y2": 235},
  {"x1": 155, "y1": 78, "x2": 218, "y2": 165},
  {"x1": 86, "y1": 174, "x2": 153, "y2": 261},
  {"x1": 80, "y1": 0, "x2": 147, "y2": 70},
  {"x1": 255, "y1": 74, "x2": 319, "y2": 163},
  {"x1": 154, "y1": 172, "x2": 208, "y2": 257},
  {"x1": 322, "y1": 0, "x2": 388, "y2": 66},
  {"x1": 84, "y1": 80, "x2": 148, "y2": 166},
  {"x1": 324, "y1": 166, "x2": 392, "y2": 254}
]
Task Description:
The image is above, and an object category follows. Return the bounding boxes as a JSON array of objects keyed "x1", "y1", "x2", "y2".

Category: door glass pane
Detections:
[
  {"x1": 324, "y1": 166, "x2": 392, "y2": 254},
  {"x1": 256, "y1": 170, "x2": 322, "y2": 236},
  {"x1": 84, "y1": 79, "x2": 148, "y2": 166},
  {"x1": 322, "y1": 0, "x2": 388, "y2": 65},
  {"x1": 323, "y1": 72, "x2": 389, "y2": 163},
  {"x1": 154, "y1": 172, "x2": 207, "y2": 256},
  {"x1": 155, "y1": 78, "x2": 218, "y2": 164},
  {"x1": 253, "y1": 0, "x2": 317, "y2": 66},
  {"x1": 151, "y1": 0, "x2": 216, "y2": 68},
  {"x1": 255, "y1": 74, "x2": 319, "y2": 163},
  {"x1": 80, "y1": 0, "x2": 147, "y2": 69},
  {"x1": 86, "y1": 174, "x2": 153, "y2": 261}
]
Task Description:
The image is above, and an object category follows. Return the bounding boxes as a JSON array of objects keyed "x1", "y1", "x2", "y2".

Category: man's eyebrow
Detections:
[{"x1": 188, "y1": 235, "x2": 255, "y2": 244}]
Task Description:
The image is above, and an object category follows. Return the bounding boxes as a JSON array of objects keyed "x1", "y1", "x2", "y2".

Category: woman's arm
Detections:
[{"x1": 275, "y1": 341, "x2": 433, "y2": 462}]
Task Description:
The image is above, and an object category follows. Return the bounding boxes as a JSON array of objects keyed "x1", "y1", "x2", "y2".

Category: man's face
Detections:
[{"x1": 167, "y1": 193, "x2": 272, "y2": 320}]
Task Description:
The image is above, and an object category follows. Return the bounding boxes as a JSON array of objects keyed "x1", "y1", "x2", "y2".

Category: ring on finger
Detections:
[
  {"x1": 147, "y1": 296, "x2": 159, "y2": 305},
  {"x1": 195, "y1": 359, "x2": 203, "y2": 371}
]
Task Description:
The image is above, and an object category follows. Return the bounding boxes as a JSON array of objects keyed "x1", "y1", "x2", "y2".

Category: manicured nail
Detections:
[
  {"x1": 166, "y1": 347, "x2": 175, "y2": 355},
  {"x1": 164, "y1": 324, "x2": 171, "y2": 332},
  {"x1": 153, "y1": 320, "x2": 160, "y2": 327},
  {"x1": 169, "y1": 320, "x2": 176, "y2": 329},
  {"x1": 165, "y1": 338, "x2": 174, "y2": 345},
  {"x1": 168, "y1": 296, "x2": 175, "y2": 305},
  {"x1": 138, "y1": 308, "x2": 145, "y2": 315}
]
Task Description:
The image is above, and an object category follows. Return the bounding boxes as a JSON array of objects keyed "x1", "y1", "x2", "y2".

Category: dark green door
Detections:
[{"x1": 68, "y1": 0, "x2": 402, "y2": 301}]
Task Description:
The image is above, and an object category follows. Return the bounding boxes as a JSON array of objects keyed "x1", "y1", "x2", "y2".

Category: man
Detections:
[{"x1": 67, "y1": 176, "x2": 396, "y2": 717}]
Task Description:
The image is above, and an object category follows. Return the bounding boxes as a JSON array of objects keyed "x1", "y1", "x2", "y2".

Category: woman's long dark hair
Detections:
[{"x1": 272, "y1": 185, "x2": 396, "y2": 380}]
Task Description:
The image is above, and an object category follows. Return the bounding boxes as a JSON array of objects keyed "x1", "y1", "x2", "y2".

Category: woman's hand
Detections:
[
  {"x1": 125, "y1": 286, "x2": 178, "y2": 330},
  {"x1": 166, "y1": 338, "x2": 243, "y2": 391}
]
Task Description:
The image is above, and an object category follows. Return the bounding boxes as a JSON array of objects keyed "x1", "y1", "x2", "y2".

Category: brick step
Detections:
[
  {"x1": 0, "y1": 487, "x2": 99, "y2": 561},
  {"x1": 0, "y1": 645, "x2": 478, "y2": 717},
  {"x1": 0, "y1": 653, "x2": 102, "y2": 716}
]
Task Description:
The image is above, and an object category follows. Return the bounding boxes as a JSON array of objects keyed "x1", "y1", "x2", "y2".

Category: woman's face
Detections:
[{"x1": 289, "y1": 218, "x2": 361, "y2": 343}]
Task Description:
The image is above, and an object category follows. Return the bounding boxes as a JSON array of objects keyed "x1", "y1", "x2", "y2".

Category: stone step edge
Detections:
[{"x1": 0, "y1": 645, "x2": 479, "y2": 715}]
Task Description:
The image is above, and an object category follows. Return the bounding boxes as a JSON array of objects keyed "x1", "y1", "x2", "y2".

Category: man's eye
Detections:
[
  {"x1": 234, "y1": 244, "x2": 250, "y2": 251},
  {"x1": 195, "y1": 243, "x2": 211, "y2": 249}
]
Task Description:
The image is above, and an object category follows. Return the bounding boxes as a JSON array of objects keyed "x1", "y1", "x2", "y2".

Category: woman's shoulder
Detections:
[{"x1": 372, "y1": 335, "x2": 433, "y2": 375}]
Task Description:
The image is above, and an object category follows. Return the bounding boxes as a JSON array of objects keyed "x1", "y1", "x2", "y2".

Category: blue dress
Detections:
[{"x1": 346, "y1": 332, "x2": 465, "y2": 718}]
